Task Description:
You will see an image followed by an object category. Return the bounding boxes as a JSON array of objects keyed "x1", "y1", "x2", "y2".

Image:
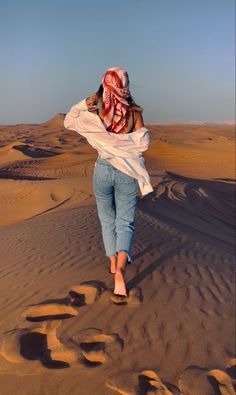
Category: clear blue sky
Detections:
[{"x1": 0, "y1": 0, "x2": 235, "y2": 124}]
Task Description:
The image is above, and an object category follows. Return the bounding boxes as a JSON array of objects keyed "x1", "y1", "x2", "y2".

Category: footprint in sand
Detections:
[
  {"x1": 178, "y1": 362, "x2": 236, "y2": 395},
  {"x1": 0, "y1": 281, "x2": 131, "y2": 370},
  {"x1": 225, "y1": 359, "x2": 236, "y2": 380},
  {"x1": 137, "y1": 370, "x2": 178, "y2": 395},
  {"x1": 106, "y1": 369, "x2": 179, "y2": 394},
  {"x1": 0, "y1": 320, "x2": 77, "y2": 368},
  {"x1": 71, "y1": 328, "x2": 123, "y2": 367},
  {"x1": 21, "y1": 302, "x2": 79, "y2": 322},
  {"x1": 0, "y1": 288, "x2": 94, "y2": 368},
  {"x1": 68, "y1": 280, "x2": 106, "y2": 306},
  {"x1": 109, "y1": 287, "x2": 143, "y2": 306},
  {"x1": 207, "y1": 361, "x2": 236, "y2": 395},
  {"x1": 69, "y1": 281, "x2": 143, "y2": 307},
  {"x1": 178, "y1": 366, "x2": 215, "y2": 395}
]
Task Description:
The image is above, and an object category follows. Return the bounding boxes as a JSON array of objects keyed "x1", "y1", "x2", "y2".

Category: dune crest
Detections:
[{"x1": 40, "y1": 113, "x2": 66, "y2": 128}]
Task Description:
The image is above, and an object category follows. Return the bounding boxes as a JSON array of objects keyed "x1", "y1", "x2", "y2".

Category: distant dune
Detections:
[
  {"x1": 40, "y1": 113, "x2": 66, "y2": 128},
  {"x1": 0, "y1": 116, "x2": 235, "y2": 395},
  {"x1": 150, "y1": 119, "x2": 236, "y2": 126}
]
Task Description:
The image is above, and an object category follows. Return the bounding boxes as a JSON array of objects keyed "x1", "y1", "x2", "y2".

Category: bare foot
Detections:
[{"x1": 113, "y1": 269, "x2": 128, "y2": 296}]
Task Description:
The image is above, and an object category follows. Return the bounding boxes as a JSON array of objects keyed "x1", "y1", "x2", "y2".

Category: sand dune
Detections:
[
  {"x1": 0, "y1": 152, "x2": 95, "y2": 180},
  {"x1": 145, "y1": 138, "x2": 235, "y2": 179},
  {"x1": 139, "y1": 172, "x2": 235, "y2": 244},
  {"x1": 0, "y1": 141, "x2": 31, "y2": 164},
  {"x1": 0, "y1": 179, "x2": 78, "y2": 226},
  {"x1": 0, "y1": 119, "x2": 235, "y2": 394},
  {"x1": 40, "y1": 113, "x2": 67, "y2": 128}
]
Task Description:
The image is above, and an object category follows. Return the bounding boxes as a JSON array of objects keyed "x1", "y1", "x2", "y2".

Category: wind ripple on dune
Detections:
[
  {"x1": 0, "y1": 180, "x2": 75, "y2": 226},
  {"x1": 139, "y1": 172, "x2": 235, "y2": 246},
  {"x1": 0, "y1": 152, "x2": 96, "y2": 179}
]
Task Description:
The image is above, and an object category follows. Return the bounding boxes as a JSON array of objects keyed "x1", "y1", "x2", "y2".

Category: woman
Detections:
[{"x1": 64, "y1": 67, "x2": 153, "y2": 298}]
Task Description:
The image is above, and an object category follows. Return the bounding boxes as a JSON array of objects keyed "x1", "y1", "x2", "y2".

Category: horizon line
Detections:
[{"x1": 0, "y1": 115, "x2": 235, "y2": 127}]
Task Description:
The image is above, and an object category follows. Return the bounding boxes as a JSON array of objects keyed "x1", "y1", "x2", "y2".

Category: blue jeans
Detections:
[{"x1": 92, "y1": 159, "x2": 138, "y2": 262}]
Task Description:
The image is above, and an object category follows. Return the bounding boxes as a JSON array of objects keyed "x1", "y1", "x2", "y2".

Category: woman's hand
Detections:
[{"x1": 86, "y1": 93, "x2": 98, "y2": 108}]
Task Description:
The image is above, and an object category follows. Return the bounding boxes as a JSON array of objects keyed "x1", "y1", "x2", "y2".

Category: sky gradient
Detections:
[{"x1": 0, "y1": 0, "x2": 235, "y2": 124}]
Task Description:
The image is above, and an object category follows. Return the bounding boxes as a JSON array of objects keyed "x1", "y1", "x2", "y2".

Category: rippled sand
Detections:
[{"x1": 0, "y1": 115, "x2": 235, "y2": 394}]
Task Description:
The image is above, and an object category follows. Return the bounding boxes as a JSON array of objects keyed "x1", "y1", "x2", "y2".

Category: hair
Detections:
[{"x1": 95, "y1": 84, "x2": 143, "y2": 112}]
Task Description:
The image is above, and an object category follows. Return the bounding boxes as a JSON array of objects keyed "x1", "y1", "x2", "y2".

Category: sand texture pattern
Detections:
[{"x1": 0, "y1": 116, "x2": 235, "y2": 395}]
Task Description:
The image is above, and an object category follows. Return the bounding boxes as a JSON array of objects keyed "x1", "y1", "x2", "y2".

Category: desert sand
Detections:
[{"x1": 0, "y1": 115, "x2": 235, "y2": 395}]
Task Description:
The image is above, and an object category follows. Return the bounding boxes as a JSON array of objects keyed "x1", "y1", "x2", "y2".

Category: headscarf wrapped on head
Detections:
[{"x1": 101, "y1": 67, "x2": 132, "y2": 134}]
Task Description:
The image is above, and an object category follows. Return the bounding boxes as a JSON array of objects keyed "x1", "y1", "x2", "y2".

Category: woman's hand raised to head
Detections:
[{"x1": 86, "y1": 93, "x2": 98, "y2": 108}]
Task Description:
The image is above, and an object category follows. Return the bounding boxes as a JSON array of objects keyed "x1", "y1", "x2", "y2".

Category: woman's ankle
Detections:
[
  {"x1": 115, "y1": 267, "x2": 125, "y2": 275},
  {"x1": 109, "y1": 255, "x2": 117, "y2": 273}
]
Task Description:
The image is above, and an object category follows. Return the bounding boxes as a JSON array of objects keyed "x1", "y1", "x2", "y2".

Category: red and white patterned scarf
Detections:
[{"x1": 101, "y1": 67, "x2": 131, "y2": 134}]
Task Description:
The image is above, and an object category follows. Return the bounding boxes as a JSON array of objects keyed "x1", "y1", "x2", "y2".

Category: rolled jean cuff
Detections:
[
  {"x1": 106, "y1": 250, "x2": 132, "y2": 262},
  {"x1": 105, "y1": 248, "x2": 117, "y2": 257},
  {"x1": 116, "y1": 232, "x2": 134, "y2": 263},
  {"x1": 116, "y1": 249, "x2": 132, "y2": 263}
]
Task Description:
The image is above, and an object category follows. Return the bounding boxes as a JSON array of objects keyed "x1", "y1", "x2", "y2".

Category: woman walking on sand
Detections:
[{"x1": 64, "y1": 67, "x2": 153, "y2": 298}]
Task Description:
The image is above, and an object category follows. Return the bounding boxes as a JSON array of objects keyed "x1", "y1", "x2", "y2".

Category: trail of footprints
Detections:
[
  {"x1": 105, "y1": 363, "x2": 236, "y2": 395},
  {"x1": 0, "y1": 281, "x2": 235, "y2": 395},
  {"x1": 0, "y1": 281, "x2": 142, "y2": 370}
]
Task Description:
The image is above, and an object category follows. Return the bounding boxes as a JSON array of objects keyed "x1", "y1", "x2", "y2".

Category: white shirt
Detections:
[{"x1": 64, "y1": 99, "x2": 153, "y2": 196}]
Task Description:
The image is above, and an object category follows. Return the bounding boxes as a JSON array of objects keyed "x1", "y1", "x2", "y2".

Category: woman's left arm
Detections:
[
  {"x1": 64, "y1": 99, "x2": 88, "y2": 132},
  {"x1": 64, "y1": 93, "x2": 97, "y2": 132}
]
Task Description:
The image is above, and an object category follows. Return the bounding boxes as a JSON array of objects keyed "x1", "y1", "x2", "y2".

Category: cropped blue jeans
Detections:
[{"x1": 92, "y1": 159, "x2": 138, "y2": 262}]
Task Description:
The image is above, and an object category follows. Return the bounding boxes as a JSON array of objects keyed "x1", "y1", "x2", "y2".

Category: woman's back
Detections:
[{"x1": 89, "y1": 105, "x2": 144, "y2": 134}]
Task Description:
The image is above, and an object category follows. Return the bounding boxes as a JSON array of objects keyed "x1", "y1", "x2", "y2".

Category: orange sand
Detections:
[{"x1": 0, "y1": 116, "x2": 235, "y2": 394}]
